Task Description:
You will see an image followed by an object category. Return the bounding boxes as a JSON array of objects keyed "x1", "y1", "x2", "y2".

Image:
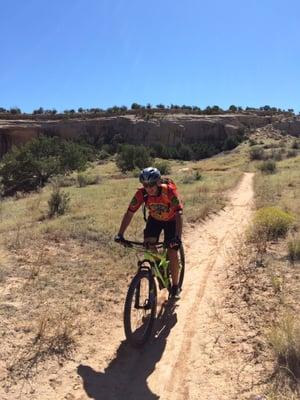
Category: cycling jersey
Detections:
[{"x1": 128, "y1": 184, "x2": 183, "y2": 221}]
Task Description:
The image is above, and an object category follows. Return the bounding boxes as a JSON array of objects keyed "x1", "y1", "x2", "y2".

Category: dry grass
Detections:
[
  {"x1": 223, "y1": 232, "x2": 300, "y2": 399},
  {"x1": 269, "y1": 315, "x2": 300, "y2": 381},
  {"x1": 251, "y1": 152, "x2": 300, "y2": 398},
  {"x1": 287, "y1": 235, "x2": 300, "y2": 261},
  {"x1": 6, "y1": 305, "x2": 78, "y2": 382}
]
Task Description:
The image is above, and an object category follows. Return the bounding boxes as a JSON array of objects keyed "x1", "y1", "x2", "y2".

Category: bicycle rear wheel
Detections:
[{"x1": 124, "y1": 270, "x2": 157, "y2": 347}]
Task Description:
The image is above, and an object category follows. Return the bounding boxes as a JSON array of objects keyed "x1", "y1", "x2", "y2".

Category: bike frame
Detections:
[
  {"x1": 121, "y1": 240, "x2": 173, "y2": 290},
  {"x1": 141, "y1": 248, "x2": 171, "y2": 290}
]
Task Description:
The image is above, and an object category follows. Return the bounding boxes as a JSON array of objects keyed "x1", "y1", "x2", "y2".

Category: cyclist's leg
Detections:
[
  {"x1": 144, "y1": 216, "x2": 162, "y2": 250},
  {"x1": 167, "y1": 249, "x2": 179, "y2": 286},
  {"x1": 164, "y1": 221, "x2": 180, "y2": 287}
]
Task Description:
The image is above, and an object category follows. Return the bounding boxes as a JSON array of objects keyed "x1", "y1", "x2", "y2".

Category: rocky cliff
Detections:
[{"x1": 0, "y1": 113, "x2": 299, "y2": 158}]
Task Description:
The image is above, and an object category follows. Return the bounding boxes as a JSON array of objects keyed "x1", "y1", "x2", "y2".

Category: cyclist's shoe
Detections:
[{"x1": 170, "y1": 285, "x2": 181, "y2": 300}]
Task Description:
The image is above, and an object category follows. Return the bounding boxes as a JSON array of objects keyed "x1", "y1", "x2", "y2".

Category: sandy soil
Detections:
[{"x1": 2, "y1": 172, "x2": 259, "y2": 400}]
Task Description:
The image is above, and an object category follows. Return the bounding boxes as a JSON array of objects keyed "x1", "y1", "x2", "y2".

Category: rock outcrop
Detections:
[
  {"x1": 274, "y1": 118, "x2": 300, "y2": 136},
  {"x1": 0, "y1": 113, "x2": 299, "y2": 158}
]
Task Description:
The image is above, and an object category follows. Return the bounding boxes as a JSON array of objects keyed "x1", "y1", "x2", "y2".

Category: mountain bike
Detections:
[{"x1": 118, "y1": 239, "x2": 185, "y2": 347}]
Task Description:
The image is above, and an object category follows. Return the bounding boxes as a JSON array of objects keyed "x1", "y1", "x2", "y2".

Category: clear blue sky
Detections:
[{"x1": 1, "y1": 0, "x2": 299, "y2": 113}]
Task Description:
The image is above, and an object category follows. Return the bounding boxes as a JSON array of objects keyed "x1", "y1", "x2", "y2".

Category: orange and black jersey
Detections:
[{"x1": 128, "y1": 184, "x2": 183, "y2": 221}]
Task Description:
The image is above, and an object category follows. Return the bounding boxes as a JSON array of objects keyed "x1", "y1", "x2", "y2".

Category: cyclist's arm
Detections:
[
  {"x1": 118, "y1": 210, "x2": 134, "y2": 236},
  {"x1": 118, "y1": 189, "x2": 144, "y2": 236},
  {"x1": 168, "y1": 188, "x2": 183, "y2": 239}
]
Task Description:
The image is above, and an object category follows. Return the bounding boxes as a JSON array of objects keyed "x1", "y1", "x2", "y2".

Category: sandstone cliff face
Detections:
[
  {"x1": 0, "y1": 121, "x2": 42, "y2": 157},
  {"x1": 274, "y1": 118, "x2": 300, "y2": 136},
  {"x1": 0, "y1": 113, "x2": 298, "y2": 158}
]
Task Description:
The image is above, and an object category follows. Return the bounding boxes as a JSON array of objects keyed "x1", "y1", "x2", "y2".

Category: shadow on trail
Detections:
[{"x1": 77, "y1": 300, "x2": 178, "y2": 400}]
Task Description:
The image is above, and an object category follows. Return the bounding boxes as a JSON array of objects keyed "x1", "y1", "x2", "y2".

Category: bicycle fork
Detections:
[{"x1": 134, "y1": 267, "x2": 155, "y2": 310}]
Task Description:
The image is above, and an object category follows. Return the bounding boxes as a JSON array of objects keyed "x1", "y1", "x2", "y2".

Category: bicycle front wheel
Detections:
[{"x1": 124, "y1": 270, "x2": 157, "y2": 347}]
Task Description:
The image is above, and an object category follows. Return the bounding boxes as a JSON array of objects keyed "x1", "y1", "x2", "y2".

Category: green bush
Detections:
[
  {"x1": 288, "y1": 237, "x2": 300, "y2": 261},
  {"x1": 287, "y1": 149, "x2": 298, "y2": 158},
  {"x1": 53, "y1": 175, "x2": 77, "y2": 187},
  {"x1": 48, "y1": 187, "x2": 70, "y2": 218},
  {"x1": 269, "y1": 315, "x2": 300, "y2": 381},
  {"x1": 77, "y1": 173, "x2": 100, "y2": 187},
  {"x1": 153, "y1": 160, "x2": 171, "y2": 175},
  {"x1": 116, "y1": 145, "x2": 152, "y2": 172},
  {"x1": 249, "y1": 146, "x2": 265, "y2": 160},
  {"x1": 176, "y1": 144, "x2": 193, "y2": 160},
  {"x1": 182, "y1": 171, "x2": 202, "y2": 184},
  {"x1": 97, "y1": 149, "x2": 110, "y2": 160},
  {"x1": 0, "y1": 136, "x2": 90, "y2": 196},
  {"x1": 257, "y1": 160, "x2": 277, "y2": 174},
  {"x1": 249, "y1": 138, "x2": 257, "y2": 146},
  {"x1": 77, "y1": 173, "x2": 88, "y2": 188},
  {"x1": 270, "y1": 149, "x2": 283, "y2": 161},
  {"x1": 191, "y1": 143, "x2": 219, "y2": 159},
  {"x1": 251, "y1": 207, "x2": 295, "y2": 241}
]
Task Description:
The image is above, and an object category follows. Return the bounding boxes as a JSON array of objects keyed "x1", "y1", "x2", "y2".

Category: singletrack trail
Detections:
[
  {"x1": 147, "y1": 172, "x2": 255, "y2": 400},
  {"x1": 78, "y1": 172, "x2": 255, "y2": 400}
]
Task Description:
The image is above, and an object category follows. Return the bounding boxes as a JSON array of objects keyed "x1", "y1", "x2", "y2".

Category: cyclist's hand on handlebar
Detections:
[
  {"x1": 114, "y1": 233, "x2": 125, "y2": 244},
  {"x1": 114, "y1": 235, "x2": 133, "y2": 248}
]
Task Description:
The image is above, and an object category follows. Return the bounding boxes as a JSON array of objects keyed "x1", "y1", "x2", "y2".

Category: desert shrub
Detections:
[
  {"x1": 269, "y1": 315, "x2": 300, "y2": 381},
  {"x1": 7, "y1": 306, "x2": 77, "y2": 381},
  {"x1": 249, "y1": 138, "x2": 257, "y2": 146},
  {"x1": 132, "y1": 168, "x2": 141, "y2": 178},
  {"x1": 77, "y1": 174, "x2": 88, "y2": 187},
  {"x1": 264, "y1": 142, "x2": 283, "y2": 150},
  {"x1": 0, "y1": 136, "x2": 90, "y2": 196},
  {"x1": 250, "y1": 207, "x2": 294, "y2": 242},
  {"x1": 222, "y1": 135, "x2": 242, "y2": 151},
  {"x1": 182, "y1": 171, "x2": 202, "y2": 184},
  {"x1": 97, "y1": 149, "x2": 110, "y2": 160},
  {"x1": 271, "y1": 149, "x2": 283, "y2": 161},
  {"x1": 194, "y1": 171, "x2": 202, "y2": 181},
  {"x1": 101, "y1": 144, "x2": 116, "y2": 155},
  {"x1": 249, "y1": 146, "x2": 265, "y2": 160},
  {"x1": 48, "y1": 187, "x2": 70, "y2": 217},
  {"x1": 286, "y1": 149, "x2": 298, "y2": 158},
  {"x1": 288, "y1": 236, "x2": 300, "y2": 261},
  {"x1": 191, "y1": 143, "x2": 218, "y2": 159},
  {"x1": 116, "y1": 145, "x2": 152, "y2": 172},
  {"x1": 176, "y1": 144, "x2": 193, "y2": 160},
  {"x1": 153, "y1": 160, "x2": 171, "y2": 175},
  {"x1": 54, "y1": 175, "x2": 77, "y2": 187},
  {"x1": 77, "y1": 173, "x2": 100, "y2": 187},
  {"x1": 291, "y1": 140, "x2": 300, "y2": 149},
  {"x1": 151, "y1": 143, "x2": 173, "y2": 159},
  {"x1": 257, "y1": 160, "x2": 277, "y2": 174}
]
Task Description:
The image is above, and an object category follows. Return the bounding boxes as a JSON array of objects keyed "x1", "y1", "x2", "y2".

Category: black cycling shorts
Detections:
[{"x1": 144, "y1": 216, "x2": 176, "y2": 243}]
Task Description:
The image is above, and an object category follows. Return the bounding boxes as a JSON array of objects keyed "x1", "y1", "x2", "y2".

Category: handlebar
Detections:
[{"x1": 115, "y1": 238, "x2": 165, "y2": 249}]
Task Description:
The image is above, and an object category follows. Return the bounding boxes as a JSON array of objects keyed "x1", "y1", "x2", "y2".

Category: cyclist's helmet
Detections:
[{"x1": 139, "y1": 167, "x2": 161, "y2": 185}]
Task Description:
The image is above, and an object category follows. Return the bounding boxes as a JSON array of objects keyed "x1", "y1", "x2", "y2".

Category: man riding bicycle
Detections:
[{"x1": 115, "y1": 167, "x2": 183, "y2": 299}]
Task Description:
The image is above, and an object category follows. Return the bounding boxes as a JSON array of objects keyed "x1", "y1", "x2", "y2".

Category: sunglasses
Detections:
[{"x1": 143, "y1": 182, "x2": 157, "y2": 188}]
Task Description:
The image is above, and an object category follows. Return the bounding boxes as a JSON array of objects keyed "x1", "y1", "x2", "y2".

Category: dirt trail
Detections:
[
  {"x1": 77, "y1": 172, "x2": 255, "y2": 400},
  {"x1": 146, "y1": 172, "x2": 255, "y2": 400}
]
